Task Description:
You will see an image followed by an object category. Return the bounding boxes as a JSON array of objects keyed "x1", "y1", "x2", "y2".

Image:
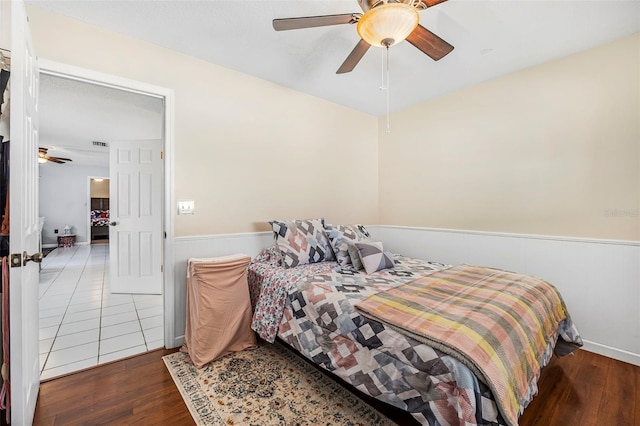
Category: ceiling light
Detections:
[
  {"x1": 356, "y1": 3, "x2": 419, "y2": 48},
  {"x1": 38, "y1": 151, "x2": 48, "y2": 164},
  {"x1": 93, "y1": 178, "x2": 104, "y2": 182}
]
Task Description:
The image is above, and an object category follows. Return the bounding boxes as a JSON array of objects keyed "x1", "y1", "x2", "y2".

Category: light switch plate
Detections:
[{"x1": 177, "y1": 200, "x2": 195, "y2": 215}]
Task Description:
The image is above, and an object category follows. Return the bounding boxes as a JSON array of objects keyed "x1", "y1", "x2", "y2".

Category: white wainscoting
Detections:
[
  {"x1": 368, "y1": 225, "x2": 640, "y2": 366},
  {"x1": 170, "y1": 232, "x2": 274, "y2": 348},
  {"x1": 169, "y1": 227, "x2": 639, "y2": 366}
]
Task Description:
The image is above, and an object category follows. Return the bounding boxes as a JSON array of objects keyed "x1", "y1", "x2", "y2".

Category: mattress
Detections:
[{"x1": 248, "y1": 246, "x2": 582, "y2": 426}]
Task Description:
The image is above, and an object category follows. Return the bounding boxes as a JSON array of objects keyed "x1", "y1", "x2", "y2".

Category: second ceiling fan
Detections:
[
  {"x1": 38, "y1": 147, "x2": 72, "y2": 164},
  {"x1": 273, "y1": 0, "x2": 454, "y2": 74}
]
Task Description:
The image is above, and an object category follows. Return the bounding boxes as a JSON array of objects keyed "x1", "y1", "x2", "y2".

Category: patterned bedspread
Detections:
[
  {"x1": 355, "y1": 265, "x2": 583, "y2": 426},
  {"x1": 248, "y1": 247, "x2": 580, "y2": 425}
]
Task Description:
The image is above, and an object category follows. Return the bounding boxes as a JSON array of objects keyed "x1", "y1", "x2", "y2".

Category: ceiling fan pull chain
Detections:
[
  {"x1": 385, "y1": 45, "x2": 391, "y2": 134},
  {"x1": 379, "y1": 47, "x2": 387, "y2": 90}
]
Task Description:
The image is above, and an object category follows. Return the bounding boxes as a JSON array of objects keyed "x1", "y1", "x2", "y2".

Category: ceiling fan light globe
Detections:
[
  {"x1": 37, "y1": 157, "x2": 48, "y2": 164},
  {"x1": 356, "y1": 3, "x2": 419, "y2": 47}
]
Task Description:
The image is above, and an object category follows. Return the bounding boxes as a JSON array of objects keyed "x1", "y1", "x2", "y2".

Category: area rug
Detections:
[{"x1": 163, "y1": 342, "x2": 394, "y2": 426}]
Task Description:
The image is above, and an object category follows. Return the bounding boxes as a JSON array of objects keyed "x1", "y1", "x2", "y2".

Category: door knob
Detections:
[
  {"x1": 23, "y1": 251, "x2": 43, "y2": 266},
  {"x1": 110, "y1": 221, "x2": 117, "y2": 226}
]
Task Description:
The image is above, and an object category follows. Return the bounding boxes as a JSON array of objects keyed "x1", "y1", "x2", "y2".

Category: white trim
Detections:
[
  {"x1": 369, "y1": 225, "x2": 640, "y2": 366},
  {"x1": 42, "y1": 242, "x2": 90, "y2": 248},
  {"x1": 175, "y1": 231, "x2": 272, "y2": 242},
  {"x1": 38, "y1": 59, "x2": 176, "y2": 349},
  {"x1": 582, "y1": 340, "x2": 640, "y2": 367},
  {"x1": 38, "y1": 59, "x2": 164, "y2": 99},
  {"x1": 171, "y1": 227, "x2": 640, "y2": 361},
  {"x1": 373, "y1": 225, "x2": 640, "y2": 247},
  {"x1": 163, "y1": 85, "x2": 176, "y2": 349}
]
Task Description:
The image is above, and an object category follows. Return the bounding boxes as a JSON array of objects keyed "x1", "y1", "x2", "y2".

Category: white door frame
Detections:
[{"x1": 39, "y1": 59, "x2": 177, "y2": 348}]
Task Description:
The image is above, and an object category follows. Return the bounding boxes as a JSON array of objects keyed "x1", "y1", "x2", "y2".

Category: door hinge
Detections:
[
  {"x1": 160, "y1": 151, "x2": 164, "y2": 160},
  {"x1": 161, "y1": 265, "x2": 164, "y2": 273},
  {"x1": 164, "y1": 231, "x2": 167, "y2": 239},
  {"x1": 10, "y1": 253, "x2": 22, "y2": 268}
]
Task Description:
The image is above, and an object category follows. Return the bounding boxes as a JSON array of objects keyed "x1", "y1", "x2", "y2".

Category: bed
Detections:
[
  {"x1": 90, "y1": 209, "x2": 110, "y2": 241},
  {"x1": 248, "y1": 219, "x2": 583, "y2": 426}
]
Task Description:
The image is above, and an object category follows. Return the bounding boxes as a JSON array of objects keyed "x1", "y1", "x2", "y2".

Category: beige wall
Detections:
[
  {"x1": 27, "y1": 6, "x2": 639, "y2": 241},
  {"x1": 379, "y1": 33, "x2": 640, "y2": 241},
  {"x1": 27, "y1": 6, "x2": 379, "y2": 236},
  {"x1": 90, "y1": 178, "x2": 109, "y2": 199}
]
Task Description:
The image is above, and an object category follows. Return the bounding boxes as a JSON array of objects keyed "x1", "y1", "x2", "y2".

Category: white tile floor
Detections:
[{"x1": 39, "y1": 243, "x2": 164, "y2": 381}]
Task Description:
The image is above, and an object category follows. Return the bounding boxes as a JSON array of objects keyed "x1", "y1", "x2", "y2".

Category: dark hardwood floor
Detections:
[
  {"x1": 519, "y1": 349, "x2": 640, "y2": 426},
  {"x1": 34, "y1": 348, "x2": 193, "y2": 426},
  {"x1": 33, "y1": 348, "x2": 639, "y2": 426}
]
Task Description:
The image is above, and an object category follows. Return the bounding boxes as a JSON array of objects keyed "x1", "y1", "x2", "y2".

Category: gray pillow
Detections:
[{"x1": 355, "y1": 241, "x2": 395, "y2": 274}]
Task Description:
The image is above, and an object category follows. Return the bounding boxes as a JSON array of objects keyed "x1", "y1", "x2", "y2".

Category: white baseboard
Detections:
[
  {"x1": 172, "y1": 335, "x2": 185, "y2": 349},
  {"x1": 43, "y1": 241, "x2": 89, "y2": 248},
  {"x1": 368, "y1": 225, "x2": 640, "y2": 366},
  {"x1": 582, "y1": 340, "x2": 640, "y2": 366}
]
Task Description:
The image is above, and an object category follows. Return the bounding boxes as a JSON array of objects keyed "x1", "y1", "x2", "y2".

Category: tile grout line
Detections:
[
  {"x1": 40, "y1": 244, "x2": 164, "y2": 374},
  {"x1": 41, "y1": 246, "x2": 90, "y2": 374},
  {"x1": 132, "y1": 294, "x2": 149, "y2": 351},
  {"x1": 97, "y1": 244, "x2": 107, "y2": 364},
  {"x1": 41, "y1": 245, "x2": 105, "y2": 374},
  {"x1": 38, "y1": 246, "x2": 75, "y2": 300}
]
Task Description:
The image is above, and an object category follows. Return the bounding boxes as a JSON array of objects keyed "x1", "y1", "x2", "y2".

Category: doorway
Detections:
[
  {"x1": 89, "y1": 177, "x2": 109, "y2": 244},
  {"x1": 36, "y1": 63, "x2": 174, "y2": 380}
]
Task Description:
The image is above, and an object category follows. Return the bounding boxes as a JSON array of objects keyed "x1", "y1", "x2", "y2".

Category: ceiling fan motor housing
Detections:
[
  {"x1": 273, "y1": 0, "x2": 452, "y2": 73},
  {"x1": 357, "y1": 0, "x2": 425, "y2": 13}
]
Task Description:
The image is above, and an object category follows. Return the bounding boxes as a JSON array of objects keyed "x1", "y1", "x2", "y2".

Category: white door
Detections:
[
  {"x1": 6, "y1": 1, "x2": 41, "y2": 424},
  {"x1": 109, "y1": 140, "x2": 163, "y2": 294}
]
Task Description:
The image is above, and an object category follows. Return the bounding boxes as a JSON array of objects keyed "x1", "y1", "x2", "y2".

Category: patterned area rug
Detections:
[{"x1": 163, "y1": 342, "x2": 394, "y2": 426}]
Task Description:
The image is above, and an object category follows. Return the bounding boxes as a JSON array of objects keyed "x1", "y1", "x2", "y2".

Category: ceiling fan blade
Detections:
[
  {"x1": 46, "y1": 157, "x2": 65, "y2": 164},
  {"x1": 422, "y1": 0, "x2": 448, "y2": 7},
  {"x1": 406, "y1": 25, "x2": 454, "y2": 61},
  {"x1": 273, "y1": 13, "x2": 357, "y2": 31},
  {"x1": 51, "y1": 156, "x2": 72, "y2": 162},
  {"x1": 336, "y1": 39, "x2": 371, "y2": 74}
]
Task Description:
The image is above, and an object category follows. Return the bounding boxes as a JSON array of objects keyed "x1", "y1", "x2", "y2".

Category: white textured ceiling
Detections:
[
  {"x1": 30, "y1": 0, "x2": 640, "y2": 167},
  {"x1": 29, "y1": 0, "x2": 640, "y2": 117},
  {"x1": 39, "y1": 74, "x2": 163, "y2": 167}
]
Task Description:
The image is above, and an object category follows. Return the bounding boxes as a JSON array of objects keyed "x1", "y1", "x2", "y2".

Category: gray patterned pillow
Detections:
[
  {"x1": 355, "y1": 240, "x2": 395, "y2": 274},
  {"x1": 269, "y1": 218, "x2": 335, "y2": 268},
  {"x1": 324, "y1": 224, "x2": 371, "y2": 266}
]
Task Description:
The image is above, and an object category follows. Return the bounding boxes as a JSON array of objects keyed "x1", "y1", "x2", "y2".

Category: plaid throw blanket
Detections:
[{"x1": 355, "y1": 264, "x2": 581, "y2": 426}]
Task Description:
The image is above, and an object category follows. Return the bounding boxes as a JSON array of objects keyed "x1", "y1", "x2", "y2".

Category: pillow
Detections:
[
  {"x1": 347, "y1": 242, "x2": 364, "y2": 271},
  {"x1": 324, "y1": 224, "x2": 371, "y2": 266},
  {"x1": 355, "y1": 241, "x2": 395, "y2": 274},
  {"x1": 252, "y1": 246, "x2": 281, "y2": 265},
  {"x1": 269, "y1": 218, "x2": 335, "y2": 268}
]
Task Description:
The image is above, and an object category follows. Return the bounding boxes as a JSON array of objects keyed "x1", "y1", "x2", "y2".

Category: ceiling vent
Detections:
[{"x1": 92, "y1": 141, "x2": 108, "y2": 147}]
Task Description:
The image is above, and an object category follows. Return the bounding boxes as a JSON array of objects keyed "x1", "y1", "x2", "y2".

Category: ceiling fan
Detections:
[
  {"x1": 38, "y1": 147, "x2": 72, "y2": 164},
  {"x1": 273, "y1": 0, "x2": 454, "y2": 74}
]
